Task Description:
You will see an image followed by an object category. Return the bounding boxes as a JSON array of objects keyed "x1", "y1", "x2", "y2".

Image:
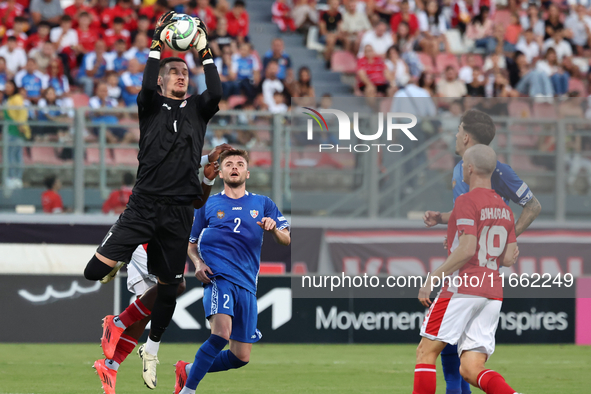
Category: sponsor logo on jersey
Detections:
[
  {"x1": 180, "y1": 100, "x2": 187, "y2": 108},
  {"x1": 217, "y1": 210, "x2": 225, "y2": 219},
  {"x1": 250, "y1": 210, "x2": 259, "y2": 218},
  {"x1": 162, "y1": 103, "x2": 171, "y2": 110},
  {"x1": 232, "y1": 207, "x2": 242, "y2": 210}
]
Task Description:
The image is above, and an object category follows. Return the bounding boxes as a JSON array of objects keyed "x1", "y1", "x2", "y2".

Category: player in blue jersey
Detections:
[
  {"x1": 422, "y1": 109, "x2": 542, "y2": 394},
  {"x1": 174, "y1": 149, "x2": 290, "y2": 394}
]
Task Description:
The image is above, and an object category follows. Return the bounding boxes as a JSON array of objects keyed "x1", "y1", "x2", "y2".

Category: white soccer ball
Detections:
[{"x1": 161, "y1": 14, "x2": 201, "y2": 52}]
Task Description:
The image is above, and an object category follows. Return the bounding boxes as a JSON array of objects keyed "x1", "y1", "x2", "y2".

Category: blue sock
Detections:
[
  {"x1": 441, "y1": 344, "x2": 462, "y2": 394},
  {"x1": 209, "y1": 350, "x2": 248, "y2": 372},
  {"x1": 185, "y1": 335, "x2": 228, "y2": 390},
  {"x1": 461, "y1": 377, "x2": 472, "y2": 394}
]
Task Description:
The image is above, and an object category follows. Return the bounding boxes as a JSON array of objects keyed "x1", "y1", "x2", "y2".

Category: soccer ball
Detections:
[{"x1": 161, "y1": 14, "x2": 201, "y2": 52}]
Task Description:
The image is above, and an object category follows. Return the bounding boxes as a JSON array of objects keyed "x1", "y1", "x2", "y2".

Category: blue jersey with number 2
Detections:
[
  {"x1": 189, "y1": 191, "x2": 289, "y2": 294},
  {"x1": 452, "y1": 160, "x2": 533, "y2": 207}
]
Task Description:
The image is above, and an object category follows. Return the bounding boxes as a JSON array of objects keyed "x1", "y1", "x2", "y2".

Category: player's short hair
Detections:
[
  {"x1": 220, "y1": 149, "x2": 250, "y2": 166},
  {"x1": 61, "y1": 14, "x2": 72, "y2": 22},
  {"x1": 44, "y1": 175, "x2": 57, "y2": 190},
  {"x1": 459, "y1": 109, "x2": 495, "y2": 146},
  {"x1": 159, "y1": 57, "x2": 188, "y2": 76},
  {"x1": 464, "y1": 144, "x2": 497, "y2": 176},
  {"x1": 113, "y1": 16, "x2": 125, "y2": 24},
  {"x1": 14, "y1": 16, "x2": 27, "y2": 23}
]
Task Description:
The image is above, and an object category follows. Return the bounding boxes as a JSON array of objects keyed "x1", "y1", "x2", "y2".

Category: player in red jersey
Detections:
[{"x1": 413, "y1": 144, "x2": 521, "y2": 394}]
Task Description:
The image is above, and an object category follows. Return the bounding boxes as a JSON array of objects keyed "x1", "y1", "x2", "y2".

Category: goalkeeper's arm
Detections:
[{"x1": 195, "y1": 20, "x2": 222, "y2": 118}]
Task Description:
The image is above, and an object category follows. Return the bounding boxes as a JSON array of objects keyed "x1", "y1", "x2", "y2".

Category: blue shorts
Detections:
[{"x1": 203, "y1": 277, "x2": 262, "y2": 343}]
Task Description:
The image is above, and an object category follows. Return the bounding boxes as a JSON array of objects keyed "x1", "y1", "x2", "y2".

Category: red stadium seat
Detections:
[
  {"x1": 250, "y1": 151, "x2": 272, "y2": 167},
  {"x1": 227, "y1": 95, "x2": 247, "y2": 108},
  {"x1": 331, "y1": 51, "x2": 357, "y2": 74},
  {"x1": 112, "y1": 148, "x2": 139, "y2": 166},
  {"x1": 460, "y1": 54, "x2": 484, "y2": 68},
  {"x1": 86, "y1": 147, "x2": 114, "y2": 165},
  {"x1": 435, "y1": 53, "x2": 460, "y2": 74},
  {"x1": 417, "y1": 52, "x2": 435, "y2": 74},
  {"x1": 568, "y1": 78, "x2": 587, "y2": 96},
  {"x1": 70, "y1": 93, "x2": 90, "y2": 108},
  {"x1": 30, "y1": 147, "x2": 62, "y2": 165}
]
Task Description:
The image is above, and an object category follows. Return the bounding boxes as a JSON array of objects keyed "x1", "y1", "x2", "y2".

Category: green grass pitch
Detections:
[{"x1": 0, "y1": 343, "x2": 588, "y2": 393}]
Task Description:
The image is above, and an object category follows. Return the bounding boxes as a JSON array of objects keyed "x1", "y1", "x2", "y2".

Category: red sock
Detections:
[
  {"x1": 477, "y1": 369, "x2": 516, "y2": 394},
  {"x1": 118, "y1": 298, "x2": 151, "y2": 327},
  {"x1": 111, "y1": 334, "x2": 138, "y2": 364},
  {"x1": 413, "y1": 363, "x2": 436, "y2": 394}
]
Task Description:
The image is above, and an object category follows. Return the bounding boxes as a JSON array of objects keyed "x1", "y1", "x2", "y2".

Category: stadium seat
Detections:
[
  {"x1": 460, "y1": 54, "x2": 484, "y2": 68},
  {"x1": 70, "y1": 93, "x2": 90, "y2": 108},
  {"x1": 331, "y1": 51, "x2": 357, "y2": 74},
  {"x1": 417, "y1": 52, "x2": 435, "y2": 74},
  {"x1": 112, "y1": 148, "x2": 139, "y2": 166},
  {"x1": 85, "y1": 147, "x2": 114, "y2": 165},
  {"x1": 29, "y1": 147, "x2": 62, "y2": 165},
  {"x1": 228, "y1": 95, "x2": 247, "y2": 108},
  {"x1": 532, "y1": 102, "x2": 557, "y2": 118},
  {"x1": 568, "y1": 78, "x2": 587, "y2": 96},
  {"x1": 435, "y1": 53, "x2": 460, "y2": 74},
  {"x1": 250, "y1": 151, "x2": 272, "y2": 167}
]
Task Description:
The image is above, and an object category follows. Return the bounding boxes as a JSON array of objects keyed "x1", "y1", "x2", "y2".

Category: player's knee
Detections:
[
  {"x1": 157, "y1": 282, "x2": 179, "y2": 305},
  {"x1": 212, "y1": 326, "x2": 231, "y2": 341},
  {"x1": 458, "y1": 364, "x2": 476, "y2": 384},
  {"x1": 415, "y1": 341, "x2": 436, "y2": 364},
  {"x1": 84, "y1": 255, "x2": 114, "y2": 281},
  {"x1": 233, "y1": 350, "x2": 250, "y2": 364}
]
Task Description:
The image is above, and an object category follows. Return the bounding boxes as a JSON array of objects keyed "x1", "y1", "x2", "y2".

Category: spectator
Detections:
[
  {"x1": 232, "y1": 42, "x2": 260, "y2": 100},
  {"x1": 189, "y1": 0, "x2": 218, "y2": 32},
  {"x1": 269, "y1": 91, "x2": 288, "y2": 113},
  {"x1": 536, "y1": 47, "x2": 570, "y2": 96},
  {"x1": 215, "y1": 45, "x2": 239, "y2": 98},
  {"x1": 418, "y1": 71, "x2": 437, "y2": 97},
  {"x1": 209, "y1": 17, "x2": 235, "y2": 57},
  {"x1": 78, "y1": 39, "x2": 113, "y2": 96},
  {"x1": 417, "y1": 0, "x2": 448, "y2": 60},
  {"x1": 0, "y1": 57, "x2": 7, "y2": 90},
  {"x1": 46, "y1": 58, "x2": 70, "y2": 99},
  {"x1": 226, "y1": 0, "x2": 249, "y2": 43},
  {"x1": 15, "y1": 58, "x2": 48, "y2": 104},
  {"x1": 436, "y1": 65, "x2": 467, "y2": 97},
  {"x1": 102, "y1": 172, "x2": 134, "y2": 214},
  {"x1": 3, "y1": 16, "x2": 28, "y2": 49},
  {"x1": 320, "y1": 0, "x2": 343, "y2": 67},
  {"x1": 110, "y1": 39, "x2": 130, "y2": 74},
  {"x1": 341, "y1": 0, "x2": 372, "y2": 54},
  {"x1": 0, "y1": 36, "x2": 27, "y2": 75},
  {"x1": 516, "y1": 28, "x2": 541, "y2": 64},
  {"x1": 466, "y1": 6, "x2": 495, "y2": 55},
  {"x1": 103, "y1": 16, "x2": 131, "y2": 50},
  {"x1": 26, "y1": 21, "x2": 52, "y2": 52},
  {"x1": 503, "y1": 12, "x2": 522, "y2": 53},
  {"x1": 36, "y1": 86, "x2": 73, "y2": 140},
  {"x1": 544, "y1": 4, "x2": 570, "y2": 41},
  {"x1": 357, "y1": 44, "x2": 390, "y2": 97},
  {"x1": 543, "y1": 28, "x2": 573, "y2": 62},
  {"x1": 394, "y1": 22, "x2": 424, "y2": 79},
  {"x1": 375, "y1": 0, "x2": 400, "y2": 24},
  {"x1": 124, "y1": 33, "x2": 150, "y2": 67},
  {"x1": 0, "y1": 0, "x2": 25, "y2": 30},
  {"x1": 293, "y1": 66, "x2": 315, "y2": 97},
  {"x1": 131, "y1": 15, "x2": 152, "y2": 43},
  {"x1": 50, "y1": 15, "x2": 79, "y2": 53},
  {"x1": 119, "y1": 58, "x2": 143, "y2": 106},
  {"x1": 385, "y1": 45, "x2": 410, "y2": 90},
  {"x1": 358, "y1": 21, "x2": 394, "y2": 58},
  {"x1": 102, "y1": 0, "x2": 137, "y2": 31},
  {"x1": 292, "y1": 0, "x2": 319, "y2": 32},
  {"x1": 451, "y1": 0, "x2": 476, "y2": 34},
  {"x1": 509, "y1": 51, "x2": 554, "y2": 97},
  {"x1": 30, "y1": 41, "x2": 57, "y2": 73},
  {"x1": 41, "y1": 175, "x2": 64, "y2": 213},
  {"x1": 272, "y1": 0, "x2": 296, "y2": 32},
  {"x1": 483, "y1": 50, "x2": 507, "y2": 74},
  {"x1": 30, "y1": 0, "x2": 64, "y2": 26},
  {"x1": 465, "y1": 66, "x2": 486, "y2": 97},
  {"x1": 64, "y1": 0, "x2": 99, "y2": 29},
  {"x1": 458, "y1": 53, "x2": 479, "y2": 83},
  {"x1": 105, "y1": 70, "x2": 122, "y2": 101},
  {"x1": 520, "y1": 2, "x2": 545, "y2": 40},
  {"x1": 565, "y1": 4, "x2": 591, "y2": 55},
  {"x1": 261, "y1": 60, "x2": 285, "y2": 108},
  {"x1": 76, "y1": 12, "x2": 100, "y2": 55},
  {"x1": 263, "y1": 38, "x2": 292, "y2": 82},
  {"x1": 138, "y1": 0, "x2": 169, "y2": 31},
  {"x1": 3, "y1": 80, "x2": 30, "y2": 190},
  {"x1": 89, "y1": 82, "x2": 132, "y2": 143},
  {"x1": 391, "y1": 1, "x2": 419, "y2": 37}
]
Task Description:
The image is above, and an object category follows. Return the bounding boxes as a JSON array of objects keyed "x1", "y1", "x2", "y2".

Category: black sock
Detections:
[
  {"x1": 148, "y1": 282, "x2": 179, "y2": 342},
  {"x1": 84, "y1": 255, "x2": 114, "y2": 281}
]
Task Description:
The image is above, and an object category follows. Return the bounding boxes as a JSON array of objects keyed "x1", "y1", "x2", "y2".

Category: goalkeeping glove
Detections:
[{"x1": 151, "y1": 10, "x2": 178, "y2": 52}]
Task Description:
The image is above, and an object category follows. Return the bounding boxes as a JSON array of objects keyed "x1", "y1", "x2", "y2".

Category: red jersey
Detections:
[
  {"x1": 139, "y1": 5, "x2": 163, "y2": 30},
  {"x1": 101, "y1": 5, "x2": 136, "y2": 31},
  {"x1": 102, "y1": 186, "x2": 132, "y2": 214},
  {"x1": 357, "y1": 56, "x2": 388, "y2": 86},
  {"x1": 445, "y1": 188, "x2": 516, "y2": 299},
  {"x1": 191, "y1": 6, "x2": 217, "y2": 32},
  {"x1": 26, "y1": 32, "x2": 49, "y2": 51},
  {"x1": 103, "y1": 29, "x2": 131, "y2": 50},
  {"x1": 390, "y1": 13, "x2": 419, "y2": 36},
  {"x1": 3, "y1": 30, "x2": 27, "y2": 48},
  {"x1": 0, "y1": 2, "x2": 24, "y2": 30},
  {"x1": 77, "y1": 27, "x2": 100, "y2": 52},
  {"x1": 64, "y1": 4, "x2": 100, "y2": 29},
  {"x1": 226, "y1": 10, "x2": 249, "y2": 38},
  {"x1": 42, "y1": 190, "x2": 64, "y2": 213}
]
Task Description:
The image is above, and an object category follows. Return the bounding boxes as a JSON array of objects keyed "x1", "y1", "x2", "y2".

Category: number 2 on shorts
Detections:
[{"x1": 223, "y1": 294, "x2": 230, "y2": 309}]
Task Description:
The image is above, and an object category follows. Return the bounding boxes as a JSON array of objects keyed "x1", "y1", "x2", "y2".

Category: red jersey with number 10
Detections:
[{"x1": 446, "y1": 187, "x2": 516, "y2": 300}]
